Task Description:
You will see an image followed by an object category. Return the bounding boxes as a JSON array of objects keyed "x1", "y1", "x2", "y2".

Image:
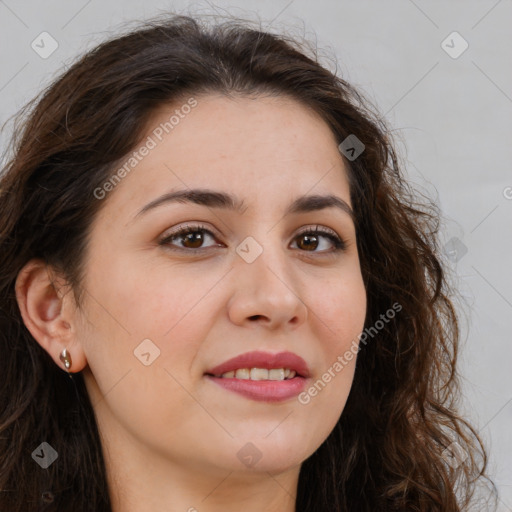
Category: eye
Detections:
[
  {"x1": 159, "y1": 223, "x2": 221, "y2": 251},
  {"x1": 159, "y1": 223, "x2": 347, "y2": 254},
  {"x1": 291, "y1": 225, "x2": 347, "y2": 253}
]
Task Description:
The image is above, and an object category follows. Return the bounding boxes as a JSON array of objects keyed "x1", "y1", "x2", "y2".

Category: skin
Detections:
[{"x1": 16, "y1": 94, "x2": 367, "y2": 512}]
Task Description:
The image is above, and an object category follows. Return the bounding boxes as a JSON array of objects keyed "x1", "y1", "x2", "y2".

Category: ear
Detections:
[{"x1": 15, "y1": 258, "x2": 88, "y2": 374}]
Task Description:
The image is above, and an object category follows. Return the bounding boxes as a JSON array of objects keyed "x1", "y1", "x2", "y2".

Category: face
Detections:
[{"x1": 70, "y1": 94, "x2": 367, "y2": 477}]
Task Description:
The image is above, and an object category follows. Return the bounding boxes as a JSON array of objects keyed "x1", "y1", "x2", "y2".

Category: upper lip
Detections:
[{"x1": 205, "y1": 350, "x2": 311, "y2": 378}]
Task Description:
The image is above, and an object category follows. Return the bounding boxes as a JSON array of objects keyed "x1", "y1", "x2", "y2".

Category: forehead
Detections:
[{"x1": 100, "y1": 94, "x2": 352, "y2": 220}]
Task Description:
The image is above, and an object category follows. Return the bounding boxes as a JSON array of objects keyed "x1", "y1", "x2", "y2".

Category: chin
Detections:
[{"x1": 227, "y1": 439, "x2": 311, "y2": 474}]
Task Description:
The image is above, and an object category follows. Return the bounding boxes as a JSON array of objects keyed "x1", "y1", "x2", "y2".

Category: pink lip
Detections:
[{"x1": 204, "y1": 350, "x2": 310, "y2": 403}]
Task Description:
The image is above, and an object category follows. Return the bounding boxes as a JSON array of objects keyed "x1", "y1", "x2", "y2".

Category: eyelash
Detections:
[{"x1": 159, "y1": 223, "x2": 347, "y2": 255}]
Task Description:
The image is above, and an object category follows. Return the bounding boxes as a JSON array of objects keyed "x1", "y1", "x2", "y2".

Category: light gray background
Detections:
[{"x1": 1, "y1": 0, "x2": 510, "y2": 509}]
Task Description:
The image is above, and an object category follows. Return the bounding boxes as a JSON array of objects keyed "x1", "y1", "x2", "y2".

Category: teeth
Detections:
[
  {"x1": 235, "y1": 368, "x2": 250, "y2": 379},
  {"x1": 218, "y1": 368, "x2": 297, "y2": 380},
  {"x1": 269, "y1": 368, "x2": 285, "y2": 380},
  {"x1": 250, "y1": 368, "x2": 269, "y2": 380}
]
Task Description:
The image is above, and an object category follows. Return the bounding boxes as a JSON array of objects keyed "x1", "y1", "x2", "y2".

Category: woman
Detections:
[{"x1": 0, "y1": 13, "x2": 497, "y2": 511}]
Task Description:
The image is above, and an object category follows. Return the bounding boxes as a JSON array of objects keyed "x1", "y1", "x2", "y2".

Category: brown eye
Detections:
[
  {"x1": 296, "y1": 233, "x2": 320, "y2": 251},
  {"x1": 159, "y1": 224, "x2": 220, "y2": 251},
  {"x1": 292, "y1": 226, "x2": 346, "y2": 253},
  {"x1": 180, "y1": 230, "x2": 206, "y2": 249}
]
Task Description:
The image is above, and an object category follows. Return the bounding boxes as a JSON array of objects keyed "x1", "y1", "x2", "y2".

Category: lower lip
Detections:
[{"x1": 205, "y1": 375, "x2": 307, "y2": 402}]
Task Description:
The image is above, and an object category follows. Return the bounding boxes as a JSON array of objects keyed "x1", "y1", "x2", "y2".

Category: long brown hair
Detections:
[{"x1": 0, "y1": 13, "x2": 497, "y2": 511}]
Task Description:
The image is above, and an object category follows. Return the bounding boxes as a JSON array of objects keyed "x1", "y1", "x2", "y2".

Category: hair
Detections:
[{"x1": 0, "y1": 12, "x2": 498, "y2": 512}]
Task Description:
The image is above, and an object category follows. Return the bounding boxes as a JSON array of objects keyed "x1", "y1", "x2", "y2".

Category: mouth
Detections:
[
  {"x1": 208, "y1": 367, "x2": 299, "y2": 380},
  {"x1": 204, "y1": 350, "x2": 310, "y2": 402}
]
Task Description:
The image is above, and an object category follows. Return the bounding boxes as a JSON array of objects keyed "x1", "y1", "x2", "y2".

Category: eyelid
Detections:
[{"x1": 295, "y1": 224, "x2": 339, "y2": 238}]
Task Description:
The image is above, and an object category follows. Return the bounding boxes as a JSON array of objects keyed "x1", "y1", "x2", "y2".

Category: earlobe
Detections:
[{"x1": 14, "y1": 259, "x2": 87, "y2": 374}]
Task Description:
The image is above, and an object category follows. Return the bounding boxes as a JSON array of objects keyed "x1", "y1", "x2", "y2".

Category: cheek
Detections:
[
  {"x1": 299, "y1": 269, "x2": 366, "y2": 412},
  {"x1": 122, "y1": 267, "x2": 222, "y2": 364},
  {"x1": 85, "y1": 249, "x2": 218, "y2": 339},
  {"x1": 78, "y1": 254, "x2": 215, "y2": 402},
  {"x1": 79, "y1": 262, "x2": 214, "y2": 449},
  {"x1": 311, "y1": 268, "x2": 367, "y2": 347}
]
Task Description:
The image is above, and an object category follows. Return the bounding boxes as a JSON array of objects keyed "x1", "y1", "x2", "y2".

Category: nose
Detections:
[{"x1": 227, "y1": 240, "x2": 308, "y2": 331}]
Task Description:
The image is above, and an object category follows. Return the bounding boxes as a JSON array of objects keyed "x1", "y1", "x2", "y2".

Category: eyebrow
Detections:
[{"x1": 134, "y1": 188, "x2": 355, "y2": 222}]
